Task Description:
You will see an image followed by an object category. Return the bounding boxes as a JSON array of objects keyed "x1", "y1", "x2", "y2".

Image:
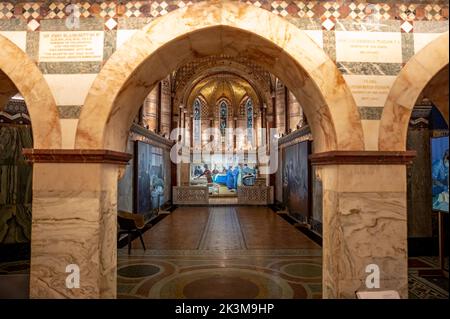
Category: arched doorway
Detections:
[
  {"x1": 379, "y1": 32, "x2": 449, "y2": 298},
  {"x1": 75, "y1": 1, "x2": 364, "y2": 152},
  {"x1": 379, "y1": 32, "x2": 449, "y2": 151},
  {"x1": 0, "y1": 34, "x2": 61, "y2": 298},
  {"x1": 67, "y1": 1, "x2": 362, "y2": 299},
  {"x1": 28, "y1": 1, "x2": 414, "y2": 299}
]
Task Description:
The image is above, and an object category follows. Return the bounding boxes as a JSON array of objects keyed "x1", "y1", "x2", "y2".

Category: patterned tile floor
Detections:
[
  {"x1": 408, "y1": 256, "x2": 449, "y2": 299},
  {"x1": 118, "y1": 206, "x2": 322, "y2": 299},
  {"x1": 0, "y1": 206, "x2": 447, "y2": 299}
]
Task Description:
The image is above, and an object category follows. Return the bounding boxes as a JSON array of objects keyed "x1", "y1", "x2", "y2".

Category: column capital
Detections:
[
  {"x1": 22, "y1": 149, "x2": 132, "y2": 165},
  {"x1": 309, "y1": 150, "x2": 416, "y2": 165}
]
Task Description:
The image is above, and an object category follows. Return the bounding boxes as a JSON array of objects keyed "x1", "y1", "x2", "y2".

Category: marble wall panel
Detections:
[
  {"x1": 335, "y1": 19, "x2": 401, "y2": 33},
  {"x1": 0, "y1": 20, "x2": 27, "y2": 32},
  {"x1": 321, "y1": 167, "x2": 408, "y2": 298},
  {"x1": 361, "y1": 120, "x2": 380, "y2": 151},
  {"x1": 344, "y1": 75, "x2": 396, "y2": 107},
  {"x1": 337, "y1": 62, "x2": 402, "y2": 76},
  {"x1": 0, "y1": 31, "x2": 26, "y2": 52},
  {"x1": 30, "y1": 163, "x2": 118, "y2": 298},
  {"x1": 0, "y1": 125, "x2": 33, "y2": 244},
  {"x1": 358, "y1": 107, "x2": 384, "y2": 120},
  {"x1": 44, "y1": 74, "x2": 97, "y2": 106},
  {"x1": 414, "y1": 32, "x2": 445, "y2": 53},
  {"x1": 60, "y1": 119, "x2": 79, "y2": 149},
  {"x1": 116, "y1": 29, "x2": 138, "y2": 49},
  {"x1": 401, "y1": 33, "x2": 415, "y2": 63}
]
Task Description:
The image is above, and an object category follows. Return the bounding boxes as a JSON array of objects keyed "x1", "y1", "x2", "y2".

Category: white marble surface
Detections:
[
  {"x1": 344, "y1": 75, "x2": 396, "y2": 107},
  {"x1": 320, "y1": 165, "x2": 408, "y2": 298},
  {"x1": 30, "y1": 164, "x2": 118, "y2": 298},
  {"x1": 335, "y1": 31, "x2": 402, "y2": 63},
  {"x1": 44, "y1": 74, "x2": 97, "y2": 106},
  {"x1": 379, "y1": 31, "x2": 448, "y2": 150},
  {"x1": 0, "y1": 31, "x2": 26, "y2": 52}
]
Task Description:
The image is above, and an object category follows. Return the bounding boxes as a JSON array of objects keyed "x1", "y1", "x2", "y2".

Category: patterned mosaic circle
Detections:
[
  {"x1": 148, "y1": 268, "x2": 295, "y2": 298},
  {"x1": 118, "y1": 264, "x2": 161, "y2": 278},
  {"x1": 184, "y1": 275, "x2": 260, "y2": 299},
  {"x1": 281, "y1": 263, "x2": 322, "y2": 278}
]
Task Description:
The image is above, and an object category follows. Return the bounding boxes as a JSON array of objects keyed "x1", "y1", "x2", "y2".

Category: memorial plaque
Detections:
[
  {"x1": 336, "y1": 31, "x2": 402, "y2": 63},
  {"x1": 39, "y1": 31, "x2": 104, "y2": 62},
  {"x1": 344, "y1": 75, "x2": 396, "y2": 107}
]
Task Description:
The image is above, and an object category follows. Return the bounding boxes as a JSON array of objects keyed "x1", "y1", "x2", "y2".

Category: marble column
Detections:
[
  {"x1": 275, "y1": 82, "x2": 286, "y2": 135},
  {"x1": 24, "y1": 150, "x2": 131, "y2": 299},
  {"x1": 313, "y1": 156, "x2": 412, "y2": 299},
  {"x1": 143, "y1": 86, "x2": 159, "y2": 132},
  {"x1": 287, "y1": 90, "x2": 303, "y2": 131},
  {"x1": 160, "y1": 78, "x2": 172, "y2": 137}
]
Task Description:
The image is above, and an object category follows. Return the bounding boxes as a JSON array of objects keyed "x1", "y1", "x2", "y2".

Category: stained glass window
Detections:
[
  {"x1": 219, "y1": 100, "x2": 228, "y2": 136},
  {"x1": 193, "y1": 98, "x2": 201, "y2": 146},
  {"x1": 246, "y1": 98, "x2": 253, "y2": 142}
]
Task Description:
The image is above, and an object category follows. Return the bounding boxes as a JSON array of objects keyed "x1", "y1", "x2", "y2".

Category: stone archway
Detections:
[
  {"x1": 379, "y1": 31, "x2": 449, "y2": 151},
  {"x1": 28, "y1": 1, "x2": 417, "y2": 300},
  {"x1": 0, "y1": 34, "x2": 61, "y2": 149},
  {"x1": 75, "y1": 0, "x2": 364, "y2": 153}
]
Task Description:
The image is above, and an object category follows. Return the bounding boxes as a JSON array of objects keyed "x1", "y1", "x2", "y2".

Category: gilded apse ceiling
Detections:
[
  {"x1": 172, "y1": 55, "x2": 276, "y2": 114},
  {"x1": 186, "y1": 74, "x2": 259, "y2": 119}
]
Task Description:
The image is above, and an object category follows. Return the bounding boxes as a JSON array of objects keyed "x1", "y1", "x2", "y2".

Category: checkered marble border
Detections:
[{"x1": 0, "y1": 1, "x2": 447, "y2": 32}]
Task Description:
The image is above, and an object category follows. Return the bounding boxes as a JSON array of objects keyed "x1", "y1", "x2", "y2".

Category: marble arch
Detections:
[
  {"x1": 76, "y1": 0, "x2": 364, "y2": 153},
  {"x1": 0, "y1": 34, "x2": 61, "y2": 149},
  {"x1": 379, "y1": 31, "x2": 449, "y2": 151}
]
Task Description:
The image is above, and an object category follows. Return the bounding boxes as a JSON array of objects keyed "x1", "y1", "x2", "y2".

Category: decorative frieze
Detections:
[
  {"x1": 0, "y1": 1, "x2": 446, "y2": 28},
  {"x1": 172, "y1": 186, "x2": 209, "y2": 205},
  {"x1": 237, "y1": 186, "x2": 274, "y2": 205}
]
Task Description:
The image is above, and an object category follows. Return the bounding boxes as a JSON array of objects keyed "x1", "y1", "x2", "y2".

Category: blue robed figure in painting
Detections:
[
  {"x1": 226, "y1": 166, "x2": 234, "y2": 190},
  {"x1": 232, "y1": 166, "x2": 240, "y2": 190}
]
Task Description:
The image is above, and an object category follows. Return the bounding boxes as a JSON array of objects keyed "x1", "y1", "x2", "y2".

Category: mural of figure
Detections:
[
  {"x1": 226, "y1": 166, "x2": 234, "y2": 190},
  {"x1": 232, "y1": 165, "x2": 240, "y2": 189},
  {"x1": 282, "y1": 142, "x2": 310, "y2": 220},
  {"x1": 432, "y1": 148, "x2": 449, "y2": 212}
]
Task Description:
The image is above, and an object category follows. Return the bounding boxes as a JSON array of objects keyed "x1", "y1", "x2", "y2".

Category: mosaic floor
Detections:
[
  {"x1": 408, "y1": 256, "x2": 449, "y2": 299},
  {"x1": 0, "y1": 206, "x2": 447, "y2": 299},
  {"x1": 118, "y1": 206, "x2": 323, "y2": 299}
]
